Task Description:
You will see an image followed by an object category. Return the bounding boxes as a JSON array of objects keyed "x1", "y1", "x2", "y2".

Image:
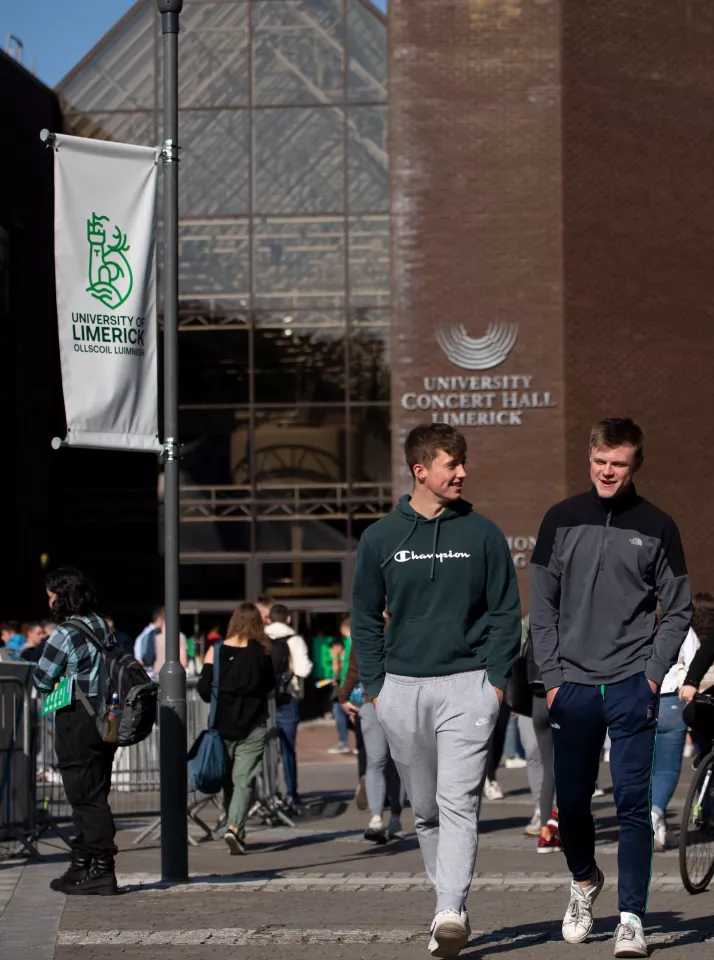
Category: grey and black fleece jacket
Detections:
[{"x1": 530, "y1": 485, "x2": 691, "y2": 689}]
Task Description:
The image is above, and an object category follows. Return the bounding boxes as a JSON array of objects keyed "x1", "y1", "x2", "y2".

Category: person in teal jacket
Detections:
[{"x1": 351, "y1": 423, "x2": 521, "y2": 959}]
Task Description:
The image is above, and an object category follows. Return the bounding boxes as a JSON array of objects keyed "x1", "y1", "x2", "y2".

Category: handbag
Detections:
[
  {"x1": 506, "y1": 655, "x2": 532, "y2": 717},
  {"x1": 188, "y1": 642, "x2": 228, "y2": 794},
  {"x1": 506, "y1": 620, "x2": 533, "y2": 717},
  {"x1": 683, "y1": 686, "x2": 714, "y2": 744}
]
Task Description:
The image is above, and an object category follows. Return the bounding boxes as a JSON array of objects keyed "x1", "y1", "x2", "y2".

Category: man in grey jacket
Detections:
[{"x1": 530, "y1": 418, "x2": 690, "y2": 959}]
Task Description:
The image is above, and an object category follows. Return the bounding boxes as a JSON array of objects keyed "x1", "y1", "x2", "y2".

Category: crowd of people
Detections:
[{"x1": 4, "y1": 417, "x2": 714, "y2": 960}]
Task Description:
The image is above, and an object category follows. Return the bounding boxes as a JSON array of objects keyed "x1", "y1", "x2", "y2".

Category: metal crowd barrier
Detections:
[
  {"x1": 37, "y1": 678, "x2": 210, "y2": 821},
  {"x1": 34, "y1": 676, "x2": 289, "y2": 843},
  {"x1": 0, "y1": 668, "x2": 40, "y2": 858}
]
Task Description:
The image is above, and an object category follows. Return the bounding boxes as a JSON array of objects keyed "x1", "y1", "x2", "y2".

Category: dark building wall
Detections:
[
  {"x1": 0, "y1": 53, "x2": 63, "y2": 618},
  {"x1": 562, "y1": 1, "x2": 714, "y2": 593},
  {"x1": 388, "y1": 0, "x2": 567, "y2": 603},
  {"x1": 0, "y1": 52, "x2": 159, "y2": 632}
]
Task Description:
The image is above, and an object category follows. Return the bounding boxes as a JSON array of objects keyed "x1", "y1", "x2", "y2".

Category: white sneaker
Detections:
[
  {"x1": 364, "y1": 814, "x2": 386, "y2": 844},
  {"x1": 613, "y1": 914, "x2": 648, "y2": 958},
  {"x1": 483, "y1": 778, "x2": 504, "y2": 800},
  {"x1": 386, "y1": 815, "x2": 403, "y2": 839},
  {"x1": 327, "y1": 743, "x2": 351, "y2": 754},
  {"x1": 523, "y1": 809, "x2": 541, "y2": 837},
  {"x1": 592, "y1": 784, "x2": 605, "y2": 798},
  {"x1": 651, "y1": 810, "x2": 667, "y2": 852},
  {"x1": 504, "y1": 756, "x2": 528, "y2": 769},
  {"x1": 683, "y1": 742, "x2": 694, "y2": 759},
  {"x1": 562, "y1": 868, "x2": 605, "y2": 943},
  {"x1": 428, "y1": 908, "x2": 470, "y2": 958}
]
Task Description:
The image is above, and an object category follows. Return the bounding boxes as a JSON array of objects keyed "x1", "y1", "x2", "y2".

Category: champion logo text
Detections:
[{"x1": 394, "y1": 549, "x2": 471, "y2": 564}]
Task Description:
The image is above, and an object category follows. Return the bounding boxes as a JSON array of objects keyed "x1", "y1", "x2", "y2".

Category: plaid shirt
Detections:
[{"x1": 33, "y1": 614, "x2": 115, "y2": 697}]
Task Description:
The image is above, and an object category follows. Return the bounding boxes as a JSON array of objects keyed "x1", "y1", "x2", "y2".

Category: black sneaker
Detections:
[
  {"x1": 64, "y1": 858, "x2": 119, "y2": 896},
  {"x1": 50, "y1": 857, "x2": 91, "y2": 892},
  {"x1": 224, "y1": 830, "x2": 246, "y2": 855}
]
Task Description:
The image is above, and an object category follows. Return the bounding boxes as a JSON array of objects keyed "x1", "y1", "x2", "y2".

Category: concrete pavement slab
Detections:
[{"x1": 3, "y1": 728, "x2": 713, "y2": 958}]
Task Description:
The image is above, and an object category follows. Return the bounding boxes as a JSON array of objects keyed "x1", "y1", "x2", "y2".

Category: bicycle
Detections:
[{"x1": 679, "y1": 743, "x2": 714, "y2": 894}]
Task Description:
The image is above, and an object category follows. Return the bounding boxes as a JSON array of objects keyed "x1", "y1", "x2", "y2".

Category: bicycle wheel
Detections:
[{"x1": 679, "y1": 749, "x2": 714, "y2": 894}]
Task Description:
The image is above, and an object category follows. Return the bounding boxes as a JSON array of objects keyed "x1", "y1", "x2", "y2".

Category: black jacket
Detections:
[
  {"x1": 685, "y1": 628, "x2": 714, "y2": 689},
  {"x1": 197, "y1": 640, "x2": 275, "y2": 739}
]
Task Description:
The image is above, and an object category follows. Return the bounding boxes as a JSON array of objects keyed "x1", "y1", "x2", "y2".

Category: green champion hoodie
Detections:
[{"x1": 351, "y1": 494, "x2": 521, "y2": 698}]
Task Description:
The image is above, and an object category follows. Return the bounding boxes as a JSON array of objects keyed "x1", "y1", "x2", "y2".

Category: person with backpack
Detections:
[
  {"x1": 134, "y1": 607, "x2": 163, "y2": 672},
  {"x1": 33, "y1": 568, "x2": 123, "y2": 895},
  {"x1": 265, "y1": 604, "x2": 313, "y2": 811},
  {"x1": 197, "y1": 602, "x2": 275, "y2": 854},
  {"x1": 134, "y1": 608, "x2": 187, "y2": 678}
]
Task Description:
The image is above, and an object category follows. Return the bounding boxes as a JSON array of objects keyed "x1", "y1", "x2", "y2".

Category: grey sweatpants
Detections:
[
  {"x1": 376, "y1": 670, "x2": 499, "y2": 912},
  {"x1": 517, "y1": 714, "x2": 544, "y2": 812},
  {"x1": 359, "y1": 702, "x2": 404, "y2": 818}
]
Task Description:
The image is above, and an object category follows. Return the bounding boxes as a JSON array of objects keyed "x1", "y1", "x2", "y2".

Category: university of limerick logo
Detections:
[
  {"x1": 436, "y1": 323, "x2": 519, "y2": 370},
  {"x1": 86, "y1": 212, "x2": 133, "y2": 309}
]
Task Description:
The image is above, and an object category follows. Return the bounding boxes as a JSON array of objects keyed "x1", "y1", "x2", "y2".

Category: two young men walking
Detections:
[{"x1": 353, "y1": 419, "x2": 690, "y2": 959}]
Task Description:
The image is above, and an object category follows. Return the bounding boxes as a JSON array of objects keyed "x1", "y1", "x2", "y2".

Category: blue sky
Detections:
[{"x1": 2, "y1": 0, "x2": 387, "y2": 89}]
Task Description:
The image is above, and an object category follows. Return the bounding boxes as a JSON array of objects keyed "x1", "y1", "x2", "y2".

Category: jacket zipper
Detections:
[{"x1": 598, "y1": 511, "x2": 612, "y2": 572}]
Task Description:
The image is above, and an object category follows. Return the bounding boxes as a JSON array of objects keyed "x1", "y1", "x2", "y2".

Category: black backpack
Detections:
[
  {"x1": 143, "y1": 626, "x2": 159, "y2": 668},
  {"x1": 68, "y1": 619, "x2": 158, "y2": 747},
  {"x1": 270, "y1": 635, "x2": 293, "y2": 705}
]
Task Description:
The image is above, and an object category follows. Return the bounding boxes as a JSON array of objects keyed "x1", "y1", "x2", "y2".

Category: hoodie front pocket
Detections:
[{"x1": 390, "y1": 619, "x2": 470, "y2": 672}]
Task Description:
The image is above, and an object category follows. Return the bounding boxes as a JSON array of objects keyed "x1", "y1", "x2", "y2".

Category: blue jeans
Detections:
[
  {"x1": 333, "y1": 701, "x2": 349, "y2": 746},
  {"x1": 276, "y1": 698, "x2": 301, "y2": 801},
  {"x1": 651, "y1": 694, "x2": 687, "y2": 818},
  {"x1": 503, "y1": 713, "x2": 524, "y2": 758}
]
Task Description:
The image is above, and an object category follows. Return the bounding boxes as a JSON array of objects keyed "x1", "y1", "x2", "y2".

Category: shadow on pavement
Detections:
[{"x1": 460, "y1": 910, "x2": 710, "y2": 956}]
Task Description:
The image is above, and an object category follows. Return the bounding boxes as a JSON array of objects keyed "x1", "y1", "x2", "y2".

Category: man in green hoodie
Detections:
[{"x1": 352, "y1": 423, "x2": 521, "y2": 959}]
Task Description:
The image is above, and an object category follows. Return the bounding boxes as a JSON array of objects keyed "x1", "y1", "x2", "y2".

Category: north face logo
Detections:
[{"x1": 629, "y1": 537, "x2": 643, "y2": 546}]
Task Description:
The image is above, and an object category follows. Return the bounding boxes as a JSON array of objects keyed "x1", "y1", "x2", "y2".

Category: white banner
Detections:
[{"x1": 52, "y1": 133, "x2": 161, "y2": 452}]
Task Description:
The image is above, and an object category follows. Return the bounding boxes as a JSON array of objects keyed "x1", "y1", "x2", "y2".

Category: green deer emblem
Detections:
[{"x1": 86, "y1": 212, "x2": 133, "y2": 309}]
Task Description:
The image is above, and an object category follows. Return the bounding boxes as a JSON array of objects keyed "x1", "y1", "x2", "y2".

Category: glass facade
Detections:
[{"x1": 58, "y1": 0, "x2": 389, "y2": 614}]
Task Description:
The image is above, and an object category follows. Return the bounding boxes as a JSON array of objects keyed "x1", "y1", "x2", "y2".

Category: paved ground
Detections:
[{"x1": 1, "y1": 721, "x2": 713, "y2": 959}]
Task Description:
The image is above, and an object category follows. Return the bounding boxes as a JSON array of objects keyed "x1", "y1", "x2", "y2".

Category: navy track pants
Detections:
[{"x1": 550, "y1": 672, "x2": 659, "y2": 917}]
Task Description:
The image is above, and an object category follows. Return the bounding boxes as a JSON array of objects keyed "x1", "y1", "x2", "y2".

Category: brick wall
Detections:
[
  {"x1": 390, "y1": 0, "x2": 714, "y2": 600},
  {"x1": 562, "y1": 0, "x2": 714, "y2": 593},
  {"x1": 389, "y1": 0, "x2": 567, "y2": 606}
]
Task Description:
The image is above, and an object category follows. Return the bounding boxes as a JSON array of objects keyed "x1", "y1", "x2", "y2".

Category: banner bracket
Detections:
[
  {"x1": 161, "y1": 139, "x2": 180, "y2": 163},
  {"x1": 39, "y1": 129, "x2": 57, "y2": 149},
  {"x1": 163, "y1": 437, "x2": 179, "y2": 462}
]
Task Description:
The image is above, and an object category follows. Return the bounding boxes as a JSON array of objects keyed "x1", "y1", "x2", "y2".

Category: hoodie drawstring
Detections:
[
  {"x1": 429, "y1": 516, "x2": 442, "y2": 581},
  {"x1": 381, "y1": 515, "x2": 419, "y2": 569}
]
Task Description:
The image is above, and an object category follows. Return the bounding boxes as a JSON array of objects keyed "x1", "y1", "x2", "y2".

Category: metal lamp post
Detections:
[{"x1": 157, "y1": 0, "x2": 188, "y2": 883}]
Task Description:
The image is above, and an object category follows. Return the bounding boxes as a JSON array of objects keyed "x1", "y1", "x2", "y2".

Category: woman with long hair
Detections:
[
  {"x1": 33, "y1": 567, "x2": 120, "y2": 895},
  {"x1": 197, "y1": 601, "x2": 275, "y2": 854},
  {"x1": 649, "y1": 593, "x2": 714, "y2": 850}
]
